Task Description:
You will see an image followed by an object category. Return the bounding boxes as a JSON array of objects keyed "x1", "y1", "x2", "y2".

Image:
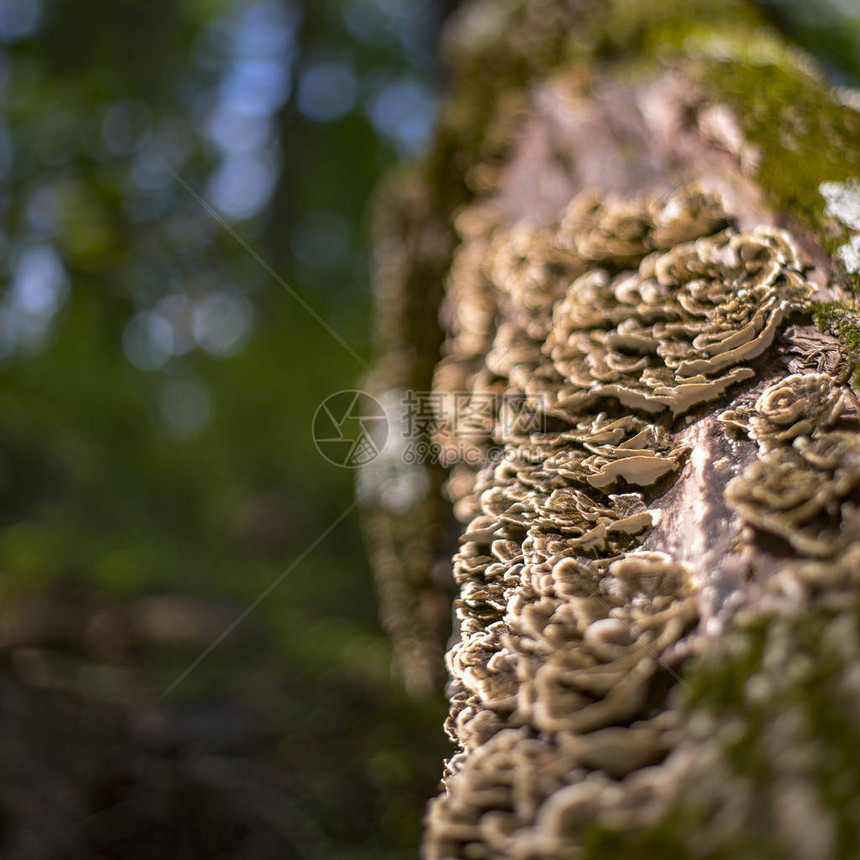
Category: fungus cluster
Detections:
[
  {"x1": 408, "y1": 152, "x2": 860, "y2": 857},
  {"x1": 724, "y1": 374, "x2": 860, "y2": 558},
  {"x1": 546, "y1": 226, "x2": 813, "y2": 416},
  {"x1": 424, "y1": 182, "x2": 823, "y2": 858}
]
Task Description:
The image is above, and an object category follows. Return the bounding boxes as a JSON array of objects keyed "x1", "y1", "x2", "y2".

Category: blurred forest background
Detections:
[{"x1": 0, "y1": 0, "x2": 857, "y2": 858}]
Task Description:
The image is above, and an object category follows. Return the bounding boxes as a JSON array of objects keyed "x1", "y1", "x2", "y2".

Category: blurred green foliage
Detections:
[
  {"x1": 0, "y1": 0, "x2": 449, "y2": 856},
  {"x1": 760, "y1": 0, "x2": 860, "y2": 83}
]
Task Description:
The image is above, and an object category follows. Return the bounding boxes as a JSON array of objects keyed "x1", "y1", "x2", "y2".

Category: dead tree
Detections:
[{"x1": 364, "y1": 0, "x2": 860, "y2": 857}]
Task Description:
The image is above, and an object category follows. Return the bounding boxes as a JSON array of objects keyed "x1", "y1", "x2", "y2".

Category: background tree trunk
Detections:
[{"x1": 365, "y1": 0, "x2": 860, "y2": 856}]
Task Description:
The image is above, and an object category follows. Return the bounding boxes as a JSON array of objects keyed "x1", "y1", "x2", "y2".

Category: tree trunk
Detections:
[{"x1": 365, "y1": 1, "x2": 860, "y2": 856}]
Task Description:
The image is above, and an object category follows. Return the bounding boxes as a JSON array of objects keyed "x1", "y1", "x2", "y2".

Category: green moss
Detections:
[
  {"x1": 812, "y1": 300, "x2": 860, "y2": 383},
  {"x1": 605, "y1": 2, "x2": 860, "y2": 232},
  {"x1": 702, "y1": 62, "x2": 860, "y2": 225},
  {"x1": 692, "y1": 608, "x2": 860, "y2": 856},
  {"x1": 683, "y1": 623, "x2": 767, "y2": 710},
  {"x1": 582, "y1": 819, "x2": 693, "y2": 859},
  {"x1": 592, "y1": 0, "x2": 860, "y2": 231},
  {"x1": 424, "y1": 0, "x2": 860, "y2": 247},
  {"x1": 597, "y1": 0, "x2": 767, "y2": 63},
  {"x1": 581, "y1": 605, "x2": 860, "y2": 858}
]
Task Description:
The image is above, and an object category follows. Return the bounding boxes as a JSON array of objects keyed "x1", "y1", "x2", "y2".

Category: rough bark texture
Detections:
[{"x1": 365, "y1": 0, "x2": 860, "y2": 857}]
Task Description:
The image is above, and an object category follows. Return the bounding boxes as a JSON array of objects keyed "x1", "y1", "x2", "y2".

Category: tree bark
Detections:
[{"x1": 365, "y1": 1, "x2": 860, "y2": 856}]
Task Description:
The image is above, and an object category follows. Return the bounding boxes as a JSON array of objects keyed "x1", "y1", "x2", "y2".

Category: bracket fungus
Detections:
[
  {"x1": 546, "y1": 226, "x2": 813, "y2": 416},
  {"x1": 359, "y1": 1, "x2": 860, "y2": 853},
  {"x1": 410, "y1": 148, "x2": 860, "y2": 857},
  {"x1": 725, "y1": 374, "x2": 860, "y2": 558},
  {"x1": 421, "y1": 177, "x2": 825, "y2": 858}
]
